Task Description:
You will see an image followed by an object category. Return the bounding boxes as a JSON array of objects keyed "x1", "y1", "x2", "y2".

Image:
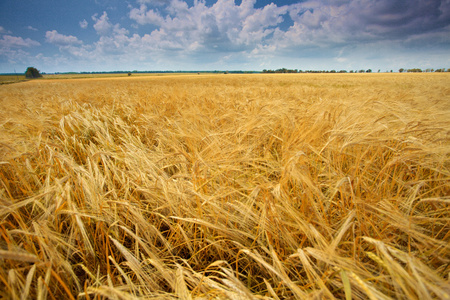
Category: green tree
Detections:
[{"x1": 25, "y1": 67, "x2": 42, "y2": 79}]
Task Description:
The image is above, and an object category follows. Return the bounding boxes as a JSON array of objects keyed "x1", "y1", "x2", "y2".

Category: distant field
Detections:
[
  {"x1": 0, "y1": 73, "x2": 449, "y2": 299},
  {"x1": 0, "y1": 72, "x2": 197, "y2": 83},
  {"x1": 0, "y1": 74, "x2": 27, "y2": 84},
  {"x1": 41, "y1": 72, "x2": 197, "y2": 80}
]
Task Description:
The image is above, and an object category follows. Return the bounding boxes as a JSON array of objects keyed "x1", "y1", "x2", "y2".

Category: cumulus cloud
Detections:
[
  {"x1": 137, "y1": 0, "x2": 169, "y2": 5},
  {"x1": 7, "y1": 0, "x2": 447, "y2": 72},
  {"x1": 0, "y1": 35, "x2": 41, "y2": 48},
  {"x1": 45, "y1": 30, "x2": 83, "y2": 46},
  {"x1": 285, "y1": 0, "x2": 450, "y2": 46},
  {"x1": 80, "y1": 19, "x2": 89, "y2": 29},
  {"x1": 27, "y1": 26, "x2": 38, "y2": 31},
  {"x1": 104, "y1": 0, "x2": 444, "y2": 69},
  {"x1": 92, "y1": 11, "x2": 113, "y2": 35},
  {"x1": 46, "y1": 14, "x2": 136, "y2": 64},
  {"x1": 0, "y1": 26, "x2": 12, "y2": 35},
  {"x1": 129, "y1": 5, "x2": 165, "y2": 25},
  {"x1": 91, "y1": 11, "x2": 130, "y2": 38},
  {"x1": 0, "y1": 35, "x2": 40, "y2": 65},
  {"x1": 129, "y1": 0, "x2": 290, "y2": 54}
]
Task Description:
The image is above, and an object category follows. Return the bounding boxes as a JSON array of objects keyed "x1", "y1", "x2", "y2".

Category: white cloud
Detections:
[
  {"x1": 129, "y1": 5, "x2": 165, "y2": 25},
  {"x1": 166, "y1": 0, "x2": 189, "y2": 15},
  {"x1": 0, "y1": 35, "x2": 41, "y2": 48},
  {"x1": 0, "y1": 35, "x2": 40, "y2": 66},
  {"x1": 137, "y1": 0, "x2": 169, "y2": 5},
  {"x1": 92, "y1": 11, "x2": 113, "y2": 35},
  {"x1": 91, "y1": 12, "x2": 129, "y2": 37},
  {"x1": 4, "y1": 0, "x2": 448, "y2": 73},
  {"x1": 27, "y1": 26, "x2": 38, "y2": 31},
  {"x1": 283, "y1": 0, "x2": 450, "y2": 48},
  {"x1": 80, "y1": 19, "x2": 89, "y2": 29},
  {"x1": 238, "y1": 3, "x2": 288, "y2": 45},
  {"x1": 129, "y1": 0, "x2": 290, "y2": 53},
  {"x1": 0, "y1": 48, "x2": 34, "y2": 66},
  {"x1": 0, "y1": 26, "x2": 12, "y2": 35},
  {"x1": 50, "y1": 16, "x2": 135, "y2": 63},
  {"x1": 93, "y1": 0, "x2": 450, "y2": 70},
  {"x1": 45, "y1": 30, "x2": 83, "y2": 46}
]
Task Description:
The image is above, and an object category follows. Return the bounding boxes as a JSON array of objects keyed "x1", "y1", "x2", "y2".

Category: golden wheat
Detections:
[{"x1": 0, "y1": 73, "x2": 449, "y2": 299}]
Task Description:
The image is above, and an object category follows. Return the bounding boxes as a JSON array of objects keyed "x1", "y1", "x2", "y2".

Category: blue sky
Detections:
[{"x1": 1, "y1": 0, "x2": 449, "y2": 73}]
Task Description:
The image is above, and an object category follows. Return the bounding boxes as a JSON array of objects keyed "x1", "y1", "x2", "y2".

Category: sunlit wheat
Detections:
[{"x1": 0, "y1": 73, "x2": 449, "y2": 299}]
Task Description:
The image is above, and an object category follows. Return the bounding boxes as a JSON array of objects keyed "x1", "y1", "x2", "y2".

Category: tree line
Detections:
[
  {"x1": 263, "y1": 68, "x2": 449, "y2": 74},
  {"x1": 19, "y1": 67, "x2": 450, "y2": 78},
  {"x1": 399, "y1": 68, "x2": 448, "y2": 73},
  {"x1": 262, "y1": 68, "x2": 372, "y2": 73}
]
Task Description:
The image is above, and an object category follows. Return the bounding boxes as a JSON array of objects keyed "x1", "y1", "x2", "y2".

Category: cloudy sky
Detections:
[{"x1": 1, "y1": 0, "x2": 449, "y2": 73}]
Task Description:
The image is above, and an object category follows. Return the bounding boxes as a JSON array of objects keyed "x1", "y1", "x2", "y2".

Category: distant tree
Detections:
[
  {"x1": 366, "y1": 69, "x2": 372, "y2": 73},
  {"x1": 399, "y1": 68, "x2": 404, "y2": 73},
  {"x1": 128, "y1": 72, "x2": 132, "y2": 76},
  {"x1": 25, "y1": 67, "x2": 42, "y2": 79}
]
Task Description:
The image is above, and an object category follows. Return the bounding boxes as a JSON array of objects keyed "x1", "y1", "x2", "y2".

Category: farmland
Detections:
[
  {"x1": 0, "y1": 75, "x2": 27, "y2": 85},
  {"x1": 0, "y1": 73, "x2": 449, "y2": 299}
]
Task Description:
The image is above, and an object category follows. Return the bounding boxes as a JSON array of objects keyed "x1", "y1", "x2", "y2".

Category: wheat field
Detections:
[{"x1": 0, "y1": 73, "x2": 449, "y2": 299}]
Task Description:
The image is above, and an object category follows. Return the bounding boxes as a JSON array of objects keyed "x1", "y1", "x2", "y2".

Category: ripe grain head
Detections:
[{"x1": 0, "y1": 73, "x2": 449, "y2": 299}]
